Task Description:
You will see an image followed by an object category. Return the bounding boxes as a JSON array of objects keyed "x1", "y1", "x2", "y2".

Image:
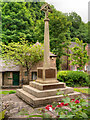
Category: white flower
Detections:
[
  {"x1": 58, "y1": 102, "x2": 61, "y2": 104},
  {"x1": 49, "y1": 107, "x2": 53, "y2": 111}
]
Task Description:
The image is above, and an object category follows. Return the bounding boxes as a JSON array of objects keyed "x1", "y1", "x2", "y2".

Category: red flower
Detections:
[
  {"x1": 45, "y1": 105, "x2": 55, "y2": 111},
  {"x1": 64, "y1": 103, "x2": 68, "y2": 106},
  {"x1": 71, "y1": 99, "x2": 75, "y2": 101},
  {"x1": 56, "y1": 102, "x2": 64, "y2": 107},
  {"x1": 53, "y1": 107, "x2": 55, "y2": 110},
  {"x1": 75, "y1": 100, "x2": 80, "y2": 103},
  {"x1": 71, "y1": 99, "x2": 75, "y2": 102},
  {"x1": 45, "y1": 105, "x2": 52, "y2": 110},
  {"x1": 56, "y1": 104, "x2": 61, "y2": 107},
  {"x1": 61, "y1": 102, "x2": 64, "y2": 106}
]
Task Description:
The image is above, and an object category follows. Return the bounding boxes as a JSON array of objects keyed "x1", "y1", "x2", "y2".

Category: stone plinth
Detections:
[
  {"x1": 36, "y1": 67, "x2": 58, "y2": 84},
  {"x1": 30, "y1": 81, "x2": 65, "y2": 90}
]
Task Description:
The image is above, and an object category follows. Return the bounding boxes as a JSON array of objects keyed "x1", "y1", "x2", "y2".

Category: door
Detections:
[
  {"x1": 32, "y1": 72, "x2": 37, "y2": 80},
  {"x1": 13, "y1": 72, "x2": 19, "y2": 85}
]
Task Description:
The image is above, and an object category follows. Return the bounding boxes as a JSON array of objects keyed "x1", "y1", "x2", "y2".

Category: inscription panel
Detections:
[
  {"x1": 38, "y1": 69, "x2": 43, "y2": 78},
  {"x1": 45, "y1": 69, "x2": 56, "y2": 78}
]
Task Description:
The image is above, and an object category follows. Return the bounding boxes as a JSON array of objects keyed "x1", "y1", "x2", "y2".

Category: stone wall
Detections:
[
  {"x1": 19, "y1": 57, "x2": 57, "y2": 84},
  {"x1": 2, "y1": 57, "x2": 57, "y2": 86},
  {"x1": 0, "y1": 73, "x2": 2, "y2": 87},
  {"x1": 3, "y1": 72, "x2": 13, "y2": 85}
]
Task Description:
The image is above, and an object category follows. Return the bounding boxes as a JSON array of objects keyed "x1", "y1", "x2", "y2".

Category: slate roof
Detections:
[
  {"x1": 0, "y1": 59, "x2": 20, "y2": 72},
  {"x1": 49, "y1": 52, "x2": 57, "y2": 57}
]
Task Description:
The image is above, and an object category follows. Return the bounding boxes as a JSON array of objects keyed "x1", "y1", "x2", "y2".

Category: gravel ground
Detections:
[{"x1": 1, "y1": 93, "x2": 41, "y2": 119}]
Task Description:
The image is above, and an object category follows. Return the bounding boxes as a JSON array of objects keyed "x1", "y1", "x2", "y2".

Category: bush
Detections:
[
  {"x1": 57, "y1": 71, "x2": 89, "y2": 87},
  {"x1": 9, "y1": 90, "x2": 16, "y2": 94}
]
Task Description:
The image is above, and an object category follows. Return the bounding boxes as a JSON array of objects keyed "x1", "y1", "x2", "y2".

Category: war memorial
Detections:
[{"x1": 16, "y1": 3, "x2": 81, "y2": 107}]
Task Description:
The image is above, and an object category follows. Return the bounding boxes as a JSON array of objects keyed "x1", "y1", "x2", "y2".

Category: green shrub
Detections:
[
  {"x1": 57, "y1": 71, "x2": 89, "y2": 87},
  {"x1": 9, "y1": 90, "x2": 16, "y2": 94}
]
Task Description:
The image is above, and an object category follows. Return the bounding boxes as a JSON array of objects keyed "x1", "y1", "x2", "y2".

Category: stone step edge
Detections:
[
  {"x1": 29, "y1": 81, "x2": 66, "y2": 90},
  {"x1": 29, "y1": 81, "x2": 66, "y2": 86},
  {"x1": 23, "y1": 85, "x2": 74, "y2": 98},
  {"x1": 16, "y1": 89, "x2": 81, "y2": 101}
]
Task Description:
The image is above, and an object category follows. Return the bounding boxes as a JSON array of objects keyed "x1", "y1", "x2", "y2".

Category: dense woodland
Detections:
[{"x1": 1, "y1": 2, "x2": 90, "y2": 69}]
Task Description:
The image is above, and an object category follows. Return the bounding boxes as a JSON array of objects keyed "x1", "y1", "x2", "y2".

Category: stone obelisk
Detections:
[
  {"x1": 43, "y1": 5, "x2": 51, "y2": 68},
  {"x1": 36, "y1": 3, "x2": 58, "y2": 84}
]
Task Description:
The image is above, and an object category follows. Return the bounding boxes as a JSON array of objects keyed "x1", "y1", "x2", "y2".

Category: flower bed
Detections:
[
  {"x1": 43, "y1": 97, "x2": 89, "y2": 118},
  {"x1": 33, "y1": 97, "x2": 89, "y2": 119}
]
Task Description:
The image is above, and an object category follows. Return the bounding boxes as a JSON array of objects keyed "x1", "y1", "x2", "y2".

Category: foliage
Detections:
[
  {"x1": 74, "y1": 88, "x2": 90, "y2": 94},
  {"x1": 88, "y1": 21, "x2": 90, "y2": 43},
  {"x1": 18, "y1": 108, "x2": 29, "y2": 116},
  {"x1": 8, "y1": 90, "x2": 16, "y2": 94},
  {"x1": 0, "y1": 110, "x2": 6, "y2": 120},
  {"x1": 57, "y1": 71, "x2": 89, "y2": 87},
  {"x1": 44, "y1": 97, "x2": 89, "y2": 119},
  {"x1": 1, "y1": 40, "x2": 44, "y2": 83},
  {"x1": 29, "y1": 97, "x2": 89, "y2": 119},
  {"x1": 69, "y1": 38, "x2": 89, "y2": 70},
  {"x1": 2, "y1": 2, "x2": 45, "y2": 44},
  {"x1": 66, "y1": 12, "x2": 89, "y2": 43},
  {"x1": 67, "y1": 12, "x2": 81, "y2": 29},
  {"x1": 0, "y1": 90, "x2": 16, "y2": 95},
  {"x1": 2, "y1": 2, "x2": 89, "y2": 71}
]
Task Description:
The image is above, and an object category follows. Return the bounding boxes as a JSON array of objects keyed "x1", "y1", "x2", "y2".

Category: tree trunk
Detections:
[
  {"x1": 20, "y1": 66, "x2": 24, "y2": 86},
  {"x1": 27, "y1": 67, "x2": 30, "y2": 84}
]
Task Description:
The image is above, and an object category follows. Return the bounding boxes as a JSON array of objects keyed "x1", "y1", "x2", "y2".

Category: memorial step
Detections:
[
  {"x1": 23, "y1": 85, "x2": 74, "y2": 98},
  {"x1": 16, "y1": 89, "x2": 81, "y2": 108},
  {"x1": 29, "y1": 81, "x2": 66, "y2": 90}
]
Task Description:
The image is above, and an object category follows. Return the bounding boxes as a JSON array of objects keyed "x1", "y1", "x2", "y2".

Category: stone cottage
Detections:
[{"x1": 0, "y1": 53, "x2": 57, "y2": 88}]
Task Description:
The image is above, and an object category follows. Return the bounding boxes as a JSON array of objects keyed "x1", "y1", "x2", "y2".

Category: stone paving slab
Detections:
[{"x1": 1, "y1": 94, "x2": 41, "y2": 118}]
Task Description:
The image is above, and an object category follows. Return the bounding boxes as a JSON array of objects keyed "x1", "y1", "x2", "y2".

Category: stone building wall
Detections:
[
  {"x1": 19, "y1": 57, "x2": 56, "y2": 84},
  {"x1": 0, "y1": 73, "x2": 2, "y2": 87},
  {"x1": 3, "y1": 72, "x2": 13, "y2": 85}
]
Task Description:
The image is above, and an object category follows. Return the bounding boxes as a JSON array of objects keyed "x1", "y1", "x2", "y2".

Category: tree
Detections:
[
  {"x1": 69, "y1": 38, "x2": 89, "y2": 70},
  {"x1": 1, "y1": 40, "x2": 44, "y2": 83},
  {"x1": 2, "y1": 2, "x2": 44, "y2": 44},
  {"x1": 66, "y1": 12, "x2": 89, "y2": 43}
]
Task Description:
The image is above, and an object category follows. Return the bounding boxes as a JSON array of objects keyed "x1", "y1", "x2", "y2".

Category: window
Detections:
[
  {"x1": 87, "y1": 65, "x2": 90, "y2": 71},
  {"x1": 6, "y1": 72, "x2": 10, "y2": 77},
  {"x1": 32, "y1": 72, "x2": 37, "y2": 80},
  {"x1": 25, "y1": 71, "x2": 28, "y2": 76}
]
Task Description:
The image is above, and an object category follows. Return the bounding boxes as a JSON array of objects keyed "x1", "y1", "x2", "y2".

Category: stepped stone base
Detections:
[
  {"x1": 30, "y1": 81, "x2": 66, "y2": 90},
  {"x1": 16, "y1": 81, "x2": 81, "y2": 108}
]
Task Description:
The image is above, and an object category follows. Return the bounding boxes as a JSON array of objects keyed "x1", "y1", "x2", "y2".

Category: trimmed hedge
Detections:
[{"x1": 57, "y1": 71, "x2": 89, "y2": 87}]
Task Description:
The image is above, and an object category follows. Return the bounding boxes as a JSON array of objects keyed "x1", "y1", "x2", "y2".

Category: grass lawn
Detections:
[
  {"x1": 0, "y1": 90, "x2": 16, "y2": 95},
  {"x1": 74, "y1": 88, "x2": 90, "y2": 94}
]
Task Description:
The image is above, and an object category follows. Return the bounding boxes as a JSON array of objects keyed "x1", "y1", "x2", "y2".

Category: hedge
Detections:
[{"x1": 57, "y1": 71, "x2": 89, "y2": 87}]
